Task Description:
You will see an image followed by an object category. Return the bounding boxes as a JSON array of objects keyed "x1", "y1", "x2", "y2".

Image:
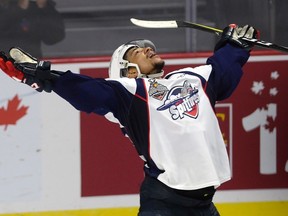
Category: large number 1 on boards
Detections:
[{"x1": 242, "y1": 103, "x2": 277, "y2": 175}]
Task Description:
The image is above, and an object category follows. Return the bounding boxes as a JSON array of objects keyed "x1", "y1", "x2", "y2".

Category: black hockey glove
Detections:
[
  {"x1": 215, "y1": 24, "x2": 259, "y2": 52},
  {"x1": 8, "y1": 47, "x2": 61, "y2": 92}
]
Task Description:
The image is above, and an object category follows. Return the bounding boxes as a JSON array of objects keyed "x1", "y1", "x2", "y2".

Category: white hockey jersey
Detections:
[{"x1": 53, "y1": 44, "x2": 249, "y2": 190}]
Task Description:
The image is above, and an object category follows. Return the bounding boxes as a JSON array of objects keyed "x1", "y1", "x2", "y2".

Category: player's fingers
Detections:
[
  {"x1": 238, "y1": 25, "x2": 248, "y2": 38},
  {"x1": 6, "y1": 61, "x2": 16, "y2": 71},
  {"x1": 0, "y1": 58, "x2": 8, "y2": 71},
  {"x1": 6, "y1": 61, "x2": 24, "y2": 80}
]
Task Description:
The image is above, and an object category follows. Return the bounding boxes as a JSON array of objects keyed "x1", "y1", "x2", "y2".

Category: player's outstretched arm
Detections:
[
  {"x1": 0, "y1": 47, "x2": 64, "y2": 92},
  {"x1": 205, "y1": 24, "x2": 258, "y2": 101},
  {"x1": 0, "y1": 47, "x2": 126, "y2": 116}
]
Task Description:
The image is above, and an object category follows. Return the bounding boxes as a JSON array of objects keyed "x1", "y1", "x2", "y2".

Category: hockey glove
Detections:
[
  {"x1": 215, "y1": 24, "x2": 259, "y2": 52},
  {"x1": 0, "y1": 47, "x2": 60, "y2": 92}
]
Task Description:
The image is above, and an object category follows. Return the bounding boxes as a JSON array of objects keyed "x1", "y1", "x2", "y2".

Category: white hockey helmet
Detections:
[{"x1": 108, "y1": 39, "x2": 164, "y2": 79}]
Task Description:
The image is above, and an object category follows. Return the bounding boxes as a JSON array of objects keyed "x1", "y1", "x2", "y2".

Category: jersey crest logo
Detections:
[
  {"x1": 148, "y1": 79, "x2": 168, "y2": 101},
  {"x1": 157, "y1": 80, "x2": 200, "y2": 119}
]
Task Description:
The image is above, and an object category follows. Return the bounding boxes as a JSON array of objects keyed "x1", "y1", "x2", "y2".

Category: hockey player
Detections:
[{"x1": 0, "y1": 24, "x2": 258, "y2": 216}]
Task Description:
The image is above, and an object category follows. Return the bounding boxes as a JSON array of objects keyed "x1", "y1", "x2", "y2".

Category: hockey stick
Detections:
[{"x1": 130, "y1": 18, "x2": 288, "y2": 53}]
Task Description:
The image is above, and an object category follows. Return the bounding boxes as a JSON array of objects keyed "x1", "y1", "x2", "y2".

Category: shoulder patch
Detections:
[{"x1": 148, "y1": 79, "x2": 168, "y2": 101}]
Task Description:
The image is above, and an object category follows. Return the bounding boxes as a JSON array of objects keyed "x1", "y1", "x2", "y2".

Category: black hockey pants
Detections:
[{"x1": 138, "y1": 176, "x2": 220, "y2": 216}]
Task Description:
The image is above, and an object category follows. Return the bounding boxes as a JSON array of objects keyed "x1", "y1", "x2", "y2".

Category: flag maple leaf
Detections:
[{"x1": 0, "y1": 95, "x2": 29, "y2": 130}]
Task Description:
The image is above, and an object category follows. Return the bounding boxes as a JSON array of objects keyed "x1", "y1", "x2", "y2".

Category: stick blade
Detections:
[{"x1": 130, "y1": 18, "x2": 178, "y2": 28}]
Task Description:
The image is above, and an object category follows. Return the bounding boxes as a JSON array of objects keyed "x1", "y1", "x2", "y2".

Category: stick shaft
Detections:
[
  {"x1": 176, "y1": 21, "x2": 223, "y2": 35},
  {"x1": 131, "y1": 18, "x2": 288, "y2": 53},
  {"x1": 179, "y1": 21, "x2": 288, "y2": 52}
]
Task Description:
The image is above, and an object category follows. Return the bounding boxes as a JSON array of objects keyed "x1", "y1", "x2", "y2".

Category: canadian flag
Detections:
[{"x1": 0, "y1": 79, "x2": 42, "y2": 202}]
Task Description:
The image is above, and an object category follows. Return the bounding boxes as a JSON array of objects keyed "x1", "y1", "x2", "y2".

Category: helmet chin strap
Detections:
[
  {"x1": 139, "y1": 70, "x2": 164, "y2": 79},
  {"x1": 127, "y1": 62, "x2": 164, "y2": 79}
]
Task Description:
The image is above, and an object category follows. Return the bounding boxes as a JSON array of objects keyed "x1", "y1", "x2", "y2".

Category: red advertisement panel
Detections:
[
  {"x1": 219, "y1": 61, "x2": 288, "y2": 189},
  {"x1": 80, "y1": 58, "x2": 288, "y2": 196}
]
